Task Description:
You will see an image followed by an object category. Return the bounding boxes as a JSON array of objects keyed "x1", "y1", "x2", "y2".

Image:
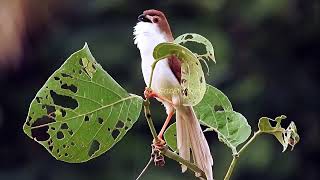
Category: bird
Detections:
[{"x1": 133, "y1": 9, "x2": 213, "y2": 180}]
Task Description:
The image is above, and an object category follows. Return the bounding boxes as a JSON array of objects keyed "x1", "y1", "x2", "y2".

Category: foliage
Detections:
[{"x1": 23, "y1": 34, "x2": 299, "y2": 179}]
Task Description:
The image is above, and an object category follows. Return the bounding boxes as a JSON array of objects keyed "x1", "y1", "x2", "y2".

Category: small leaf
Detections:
[
  {"x1": 23, "y1": 43, "x2": 143, "y2": 163},
  {"x1": 164, "y1": 85, "x2": 251, "y2": 154},
  {"x1": 258, "y1": 115, "x2": 300, "y2": 152},
  {"x1": 153, "y1": 42, "x2": 206, "y2": 106}
]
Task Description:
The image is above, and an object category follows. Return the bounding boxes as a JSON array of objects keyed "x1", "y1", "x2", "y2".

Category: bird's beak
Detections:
[{"x1": 138, "y1": 14, "x2": 151, "y2": 23}]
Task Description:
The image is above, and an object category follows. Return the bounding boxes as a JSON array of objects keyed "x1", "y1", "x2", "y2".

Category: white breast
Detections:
[{"x1": 134, "y1": 22, "x2": 180, "y2": 100}]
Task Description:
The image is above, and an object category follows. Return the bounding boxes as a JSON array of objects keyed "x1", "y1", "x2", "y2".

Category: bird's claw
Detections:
[
  {"x1": 151, "y1": 138, "x2": 166, "y2": 167},
  {"x1": 144, "y1": 87, "x2": 157, "y2": 99}
]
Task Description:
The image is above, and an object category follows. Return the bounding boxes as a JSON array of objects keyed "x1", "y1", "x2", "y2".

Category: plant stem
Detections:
[
  {"x1": 224, "y1": 155, "x2": 238, "y2": 180},
  {"x1": 162, "y1": 147, "x2": 206, "y2": 179},
  {"x1": 223, "y1": 131, "x2": 262, "y2": 180},
  {"x1": 135, "y1": 157, "x2": 153, "y2": 180},
  {"x1": 143, "y1": 100, "x2": 158, "y2": 139}
]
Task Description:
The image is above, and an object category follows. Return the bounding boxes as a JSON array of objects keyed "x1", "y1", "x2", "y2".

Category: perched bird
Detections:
[{"x1": 134, "y1": 9, "x2": 213, "y2": 180}]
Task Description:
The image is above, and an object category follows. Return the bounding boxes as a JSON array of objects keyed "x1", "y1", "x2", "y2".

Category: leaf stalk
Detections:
[{"x1": 223, "y1": 130, "x2": 262, "y2": 180}]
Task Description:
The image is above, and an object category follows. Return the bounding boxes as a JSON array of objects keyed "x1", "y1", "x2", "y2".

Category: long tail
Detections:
[{"x1": 176, "y1": 106, "x2": 213, "y2": 180}]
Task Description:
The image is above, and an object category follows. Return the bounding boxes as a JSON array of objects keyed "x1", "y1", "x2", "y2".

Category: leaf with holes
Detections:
[
  {"x1": 153, "y1": 42, "x2": 207, "y2": 106},
  {"x1": 23, "y1": 43, "x2": 143, "y2": 163},
  {"x1": 174, "y1": 33, "x2": 215, "y2": 73},
  {"x1": 258, "y1": 115, "x2": 300, "y2": 152},
  {"x1": 164, "y1": 85, "x2": 251, "y2": 154}
]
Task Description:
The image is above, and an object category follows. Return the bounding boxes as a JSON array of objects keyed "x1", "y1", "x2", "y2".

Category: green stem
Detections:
[
  {"x1": 143, "y1": 100, "x2": 158, "y2": 139},
  {"x1": 223, "y1": 131, "x2": 262, "y2": 180},
  {"x1": 148, "y1": 61, "x2": 159, "y2": 88},
  {"x1": 162, "y1": 147, "x2": 206, "y2": 179}
]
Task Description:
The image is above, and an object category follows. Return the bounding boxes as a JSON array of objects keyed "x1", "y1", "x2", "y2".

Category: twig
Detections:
[
  {"x1": 135, "y1": 157, "x2": 153, "y2": 180},
  {"x1": 223, "y1": 131, "x2": 262, "y2": 180}
]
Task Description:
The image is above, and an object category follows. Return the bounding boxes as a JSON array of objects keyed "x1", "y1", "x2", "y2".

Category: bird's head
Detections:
[{"x1": 134, "y1": 10, "x2": 173, "y2": 47}]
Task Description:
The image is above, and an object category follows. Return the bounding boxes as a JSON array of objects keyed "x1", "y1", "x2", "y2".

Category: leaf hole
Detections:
[
  {"x1": 84, "y1": 116, "x2": 90, "y2": 122},
  {"x1": 111, "y1": 129, "x2": 120, "y2": 140},
  {"x1": 31, "y1": 126, "x2": 50, "y2": 141},
  {"x1": 36, "y1": 97, "x2": 41, "y2": 103},
  {"x1": 50, "y1": 90, "x2": 78, "y2": 110},
  {"x1": 68, "y1": 130, "x2": 73, "y2": 135},
  {"x1": 61, "y1": 123, "x2": 69, "y2": 129},
  {"x1": 42, "y1": 105, "x2": 56, "y2": 115},
  {"x1": 48, "y1": 146, "x2": 53, "y2": 151},
  {"x1": 57, "y1": 131, "x2": 64, "y2": 139},
  {"x1": 116, "y1": 121, "x2": 124, "y2": 129},
  {"x1": 182, "y1": 41, "x2": 207, "y2": 55},
  {"x1": 61, "y1": 84, "x2": 78, "y2": 93},
  {"x1": 214, "y1": 105, "x2": 224, "y2": 112},
  {"x1": 61, "y1": 73, "x2": 72, "y2": 78},
  {"x1": 71, "y1": 142, "x2": 75, "y2": 146},
  {"x1": 61, "y1": 109, "x2": 66, "y2": 117},
  {"x1": 88, "y1": 140, "x2": 100, "y2": 157},
  {"x1": 65, "y1": 153, "x2": 68, "y2": 157},
  {"x1": 98, "y1": 117, "x2": 103, "y2": 124},
  {"x1": 227, "y1": 117, "x2": 232, "y2": 123},
  {"x1": 54, "y1": 76, "x2": 60, "y2": 81}
]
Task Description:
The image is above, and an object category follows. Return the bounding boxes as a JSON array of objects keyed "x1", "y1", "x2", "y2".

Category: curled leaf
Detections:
[
  {"x1": 153, "y1": 42, "x2": 206, "y2": 106},
  {"x1": 174, "y1": 33, "x2": 216, "y2": 74},
  {"x1": 258, "y1": 115, "x2": 300, "y2": 152}
]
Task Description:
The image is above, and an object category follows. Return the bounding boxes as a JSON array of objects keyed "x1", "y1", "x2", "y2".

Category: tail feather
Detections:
[
  {"x1": 176, "y1": 111, "x2": 190, "y2": 172},
  {"x1": 176, "y1": 106, "x2": 213, "y2": 180}
]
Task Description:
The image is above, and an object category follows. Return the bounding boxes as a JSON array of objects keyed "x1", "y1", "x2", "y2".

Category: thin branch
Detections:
[
  {"x1": 135, "y1": 157, "x2": 153, "y2": 180},
  {"x1": 223, "y1": 131, "x2": 262, "y2": 180},
  {"x1": 143, "y1": 100, "x2": 158, "y2": 140},
  {"x1": 162, "y1": 147, "x2": 206, "y2": 179}
]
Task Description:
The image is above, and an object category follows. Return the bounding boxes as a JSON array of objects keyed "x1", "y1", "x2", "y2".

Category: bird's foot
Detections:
[
  {"x1": 144, "y1": 87, "x2": 157, "y2": 99},
  {"x1": 144, "y1": 87, "x2": 175, "y2": 107},
  {"x1": 151, "y1": 137, "x2": 166, "y2": 167}
]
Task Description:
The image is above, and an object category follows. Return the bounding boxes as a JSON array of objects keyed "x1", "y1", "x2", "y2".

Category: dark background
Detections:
[{"x1": 0, "y1": 0, "x2": 319, "y2": 179}]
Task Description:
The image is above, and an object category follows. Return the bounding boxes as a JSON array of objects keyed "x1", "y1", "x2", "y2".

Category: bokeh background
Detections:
[{"x1": 0, "y1": 0, "x2": 318, "y2": 179}]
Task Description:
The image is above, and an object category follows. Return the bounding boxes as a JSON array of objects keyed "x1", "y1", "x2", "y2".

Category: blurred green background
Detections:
[{"x1": 0, "y1": 0, "x2": 318, "y2": 179}]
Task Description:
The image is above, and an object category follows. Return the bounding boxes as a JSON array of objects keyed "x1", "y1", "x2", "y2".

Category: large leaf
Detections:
[
  {"x1": 164, "y1": 85, "x2": 251, "y2": 154},
  {"x1": 23, "y1": 43, "x2": 143, "y2": 163},
  {"x1": 258, "y1": 115, "x2": 300, "y2": 152},
  {"x1": 153, "y1": 42, "x2": 206, "y2": 106}
]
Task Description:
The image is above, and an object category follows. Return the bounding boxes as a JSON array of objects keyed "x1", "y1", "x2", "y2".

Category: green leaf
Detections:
[
  {"x1": 258, "y1": 115, "x2": 300, "y2": 152},
  {"x1": 174, "y1": 33, "x2": 216, "y2": 73},
  {"x1": 23, "y1": 43, "x2": 143, "y2": 163},
  {"x1": 164, "y1": 85, "x2": 251, "y2": 154},
  {"x1": 153, "y1": 42, "x2": 206, "y2": 106}
]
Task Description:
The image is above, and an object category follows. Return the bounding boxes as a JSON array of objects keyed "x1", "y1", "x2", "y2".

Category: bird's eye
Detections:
[{"x1": 153, "y1": 18, "x2": 159, "y2": 23}]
